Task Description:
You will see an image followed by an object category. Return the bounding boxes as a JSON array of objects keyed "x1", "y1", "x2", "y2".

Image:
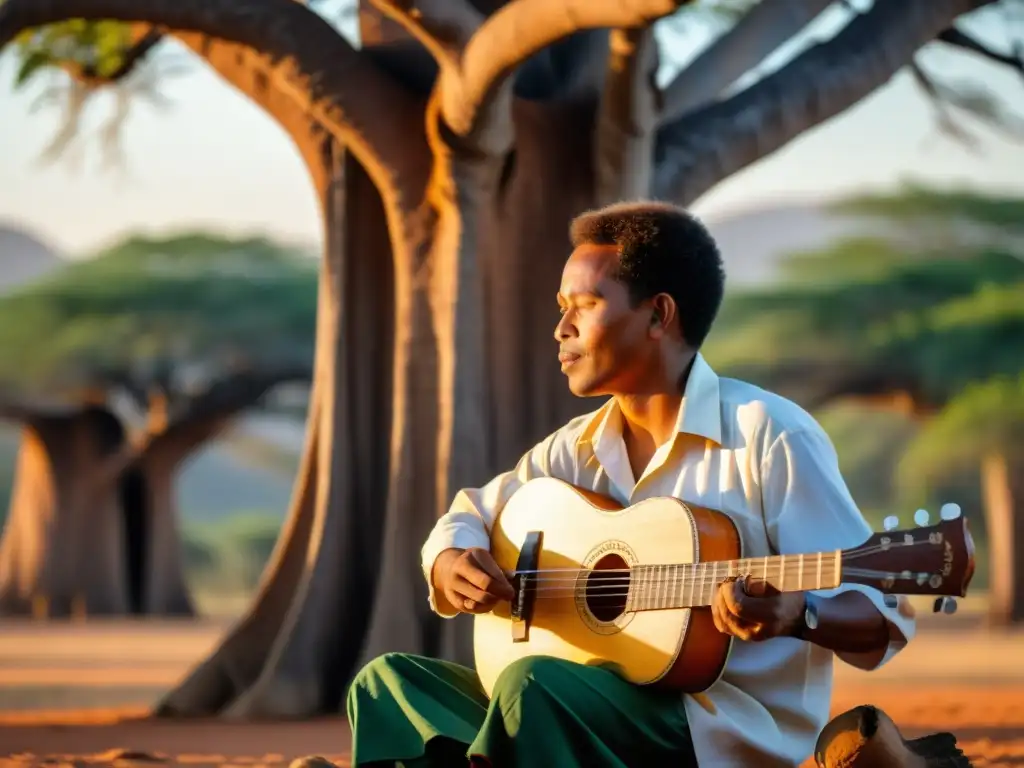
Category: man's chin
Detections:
[{"x1": 565, "y1": 375, "x2": 599, "y2": 399}]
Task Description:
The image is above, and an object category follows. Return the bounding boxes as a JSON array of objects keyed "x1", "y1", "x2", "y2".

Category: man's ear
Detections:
[{"x1": 649, "y1": 294, "x2": 677, "y2": 338}]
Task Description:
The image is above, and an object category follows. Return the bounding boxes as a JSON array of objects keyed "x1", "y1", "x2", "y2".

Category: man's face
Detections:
[{"x1": 554, "y1": 244, "x2": 654, "y2": 397}]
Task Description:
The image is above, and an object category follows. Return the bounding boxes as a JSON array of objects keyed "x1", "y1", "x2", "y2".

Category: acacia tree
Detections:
[
  {"x1": 707, "y1": 189, "x2": 1024, "y2": 625},
  {"x1": 0, "y1": 233, "x2": 315, "y2": 617},
  {"x1": 2, "y1": 0, "x2": 1022, "y2": 718}
]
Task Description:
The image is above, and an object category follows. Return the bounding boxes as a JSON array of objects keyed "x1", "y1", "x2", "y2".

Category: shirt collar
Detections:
[{"x1": 578, "y1": 352, "x2": 723, "y2": 450}]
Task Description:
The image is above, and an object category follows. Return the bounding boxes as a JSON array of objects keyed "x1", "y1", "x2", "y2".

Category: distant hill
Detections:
[
  {"x1": 702, "y1": 201, "x2": 891, "y2": 287},
  {"x1": 0, "y1": 223, "x2": 65, "y2": 293}
]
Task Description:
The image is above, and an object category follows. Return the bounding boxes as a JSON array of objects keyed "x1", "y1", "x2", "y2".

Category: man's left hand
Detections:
[{"x1": 711, "y1": 575, "x2": 806, "y2": 642}]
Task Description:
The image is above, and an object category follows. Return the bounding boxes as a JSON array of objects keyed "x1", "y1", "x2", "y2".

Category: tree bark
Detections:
[
  {"x1": 158, "y1": 139, "x2": 403, "y2": 717},
  {"x1": 0, "y1": 407, "x2": 192, "y2": 617},
  {"x1": 981, "y1": 451, "x2": 1024, "y2": 626}
]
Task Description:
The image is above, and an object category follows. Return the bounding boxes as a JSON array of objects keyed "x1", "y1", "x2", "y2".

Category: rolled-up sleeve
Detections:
[
  {"x1": 761, "y1": 425, "x2": 917, "y2": 670},
  {"x1": 421, "y1": 429, "x2": 569, "y2": 617}
]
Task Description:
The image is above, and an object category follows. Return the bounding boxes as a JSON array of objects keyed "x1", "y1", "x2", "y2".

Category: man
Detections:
[{"x1": 347, "y1": 201, "x2": 916, "y2": 767}]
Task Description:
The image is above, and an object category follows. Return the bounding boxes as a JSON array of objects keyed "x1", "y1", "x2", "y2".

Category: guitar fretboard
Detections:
[{"x1": 624, "y1": 551, "x2": 842, "y2": 612}]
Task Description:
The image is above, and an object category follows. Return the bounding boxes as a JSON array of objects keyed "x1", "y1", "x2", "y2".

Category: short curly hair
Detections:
[{"x1": 569, "y1": 200, "x2": 726, "y2": 349}]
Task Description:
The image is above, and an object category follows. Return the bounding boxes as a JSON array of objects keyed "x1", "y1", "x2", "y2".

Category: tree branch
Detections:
[
  {"x1": 163, "y1": 365, "x2": 310, "y2": 436},
  {"x1": 909, "y1": 59, "x2": 983, "y2": 149},
  {"x1": 659, "y1": 0, "x2": 835, "y2": 124},
  {"x1": 594, "y1": 26, "x2": 660, "y2": 205},
  {"x1": 385, "y1": 0, "x2": 694, "y2": 156},
  {"x1": 653, "y1": 0, "x2": 995, "y2": 206},
  {"x1": 937, "y1": 26, "x2": 1024, "y2": 75},
  {"x1": 0, "y1": 393, "x2": 79, "y2": 423},
  {"x1": 90, "y1": 365, "x2": 307, "y2": 480},
  {"x1": 369, "y1": 0, "x2": 507, "y2": 155},
  {"x1": 0, "y1": 0, "x2": 423, "y2": 206},
  {"x1": 368, "y1": 0, "x2": 483, "y2": 71}
]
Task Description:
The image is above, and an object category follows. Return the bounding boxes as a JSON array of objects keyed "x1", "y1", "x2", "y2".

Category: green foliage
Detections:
[
  {"x1": 875, "y1": 281, "x2": 1024, "y2": 401},
  {"x1": 12, "y1": 19, "x2": 134, "y2": 87},
  {"x1": 708, "y1": 240, "x2": 1024, "y2": 406},
  {"x1": 0, "y1": 232, "x2": 317, "y2": 398},
  {"x1": 0, "y1": 424, "x2": 19, "y2": 528},
  {"x1": 898, "y1": 375, "x2": 1024, "y2": 498},
  {"x1": 816, "y1": 403, "x2": 920, "y2": 512},
  {"x1": 831, "y1": 184, "x2": 1024, "y2": 233}
]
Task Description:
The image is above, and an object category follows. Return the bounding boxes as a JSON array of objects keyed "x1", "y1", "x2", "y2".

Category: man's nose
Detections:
[{"x1": 553, "y1": 312, "x2": 575, "y2": 341}]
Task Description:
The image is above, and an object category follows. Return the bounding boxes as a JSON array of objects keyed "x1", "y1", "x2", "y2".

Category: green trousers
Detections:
[{"x1": 346, "y1": 653, "x2": 698, "y2": 768}]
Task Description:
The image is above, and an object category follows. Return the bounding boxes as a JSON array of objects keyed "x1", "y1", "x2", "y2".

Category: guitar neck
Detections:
[{"x1": 626, "y1": 551, "x2": 842, "y2": 612}]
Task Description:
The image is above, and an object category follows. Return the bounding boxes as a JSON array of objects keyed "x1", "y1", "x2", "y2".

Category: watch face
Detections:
[{"x1": 804, "y1": 597, "x2": 819, "y2": 630}]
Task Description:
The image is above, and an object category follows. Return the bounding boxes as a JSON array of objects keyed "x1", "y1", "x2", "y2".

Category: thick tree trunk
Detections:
[
  {"x1": 357, "y1": 96, "x2": 602, "y2": 671},
  {"x1": 158, "y1": 99, "x2": 602, "y2": 719},
  {"x1": 0, "y1": 407, "x2": 192, "y2": 617},
  {"x1": 158, "y1": 140, "x2": 401, "y2": 716},
  {"x1": 157, "y1": 19, "x2": 611, "y2": 715},
  {"x1": 981, "y1": 451, "x2": 1024, "y2": 626}
]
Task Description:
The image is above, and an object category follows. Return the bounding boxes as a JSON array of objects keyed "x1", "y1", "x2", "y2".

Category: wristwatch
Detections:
[{"x1": 794, "y1": 593, "x2": 820, "y2": 640}]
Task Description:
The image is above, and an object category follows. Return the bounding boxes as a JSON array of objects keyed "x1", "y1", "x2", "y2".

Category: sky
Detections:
[{"x1": 1, "y1": 2, "x2": 1023, "y2": 259}]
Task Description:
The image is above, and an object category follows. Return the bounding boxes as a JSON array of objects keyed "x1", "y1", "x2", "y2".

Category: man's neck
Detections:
[{"x1": 615, "y1": 353, "x2": 695, "y2": 449}]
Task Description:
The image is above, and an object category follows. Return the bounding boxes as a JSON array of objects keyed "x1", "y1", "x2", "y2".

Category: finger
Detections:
[
  {"x1": 460, "y1": 599, "x2": 495, "y2": 614},
  {"x1": 453, "y1": 577, "x2": 496, "y2": 608},
  {"x1": 712, "y1": 585, "x2": 739, "y2": 636},
  {"x1": 457, "y1": 561, "x2": 501, "y2": 595},
  {"x1": 721, "y1": 577, "x2": 746, "y2": 615},
  {"x1": 711, "y1": 595, "x2": 728, "y2": 635},
  {"x1": 718, "y1": 580, "x2": 762, "y2": 636},
  {"x1": 723, "y1": 577, "x2": 763, "y2": 623},
  {"x1": 718, "y1": 604, "x2": 758, "y2": 641},
  {"x1": 469, "y1": 551, "x2": 516, "y2": 599},
  {"x1": 454, "y1": 591, "x2": 496, "y2": 614},
  {"x1": 743, "y1": 574, "x2": 775, "y2": 598}
]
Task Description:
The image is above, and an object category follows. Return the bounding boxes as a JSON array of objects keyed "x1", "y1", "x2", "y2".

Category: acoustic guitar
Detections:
[{"x1": 472, "y1": 477, "x2": 975, "y2": 697}]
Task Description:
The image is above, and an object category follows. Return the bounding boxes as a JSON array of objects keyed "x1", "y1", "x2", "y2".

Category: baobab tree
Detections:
[
  {"x1": 0, "y1": 232, "x2": 315, "y2": 617},
  {"x1": 2, "y1": 0, "x2": 1023, "y2": 718},
  {"x1": 708, "y1": 188, "x2": 1024, "y2": 625}
]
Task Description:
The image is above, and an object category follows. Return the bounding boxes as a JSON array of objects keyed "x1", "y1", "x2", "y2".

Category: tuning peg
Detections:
[
  {"x1": 933, "y1": 597, "x2": 957, "y2": 615},
  {"x1": 913, "y1": 508, "x2": 930, "y2": 526},
  {"x1": 883, "y1": 595, "x2": 899, "y2": 609},
  {"x1": 940, "y1": 503, "x2": 962, "y2": 521},
  {"x1": 883, "y1": 516, "x2": 899, "y2": 531}
]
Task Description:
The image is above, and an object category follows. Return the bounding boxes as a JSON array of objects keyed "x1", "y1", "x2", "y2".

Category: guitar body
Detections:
[{"x1": 473, "y1": 477, "x2": 741, "y2": 697}]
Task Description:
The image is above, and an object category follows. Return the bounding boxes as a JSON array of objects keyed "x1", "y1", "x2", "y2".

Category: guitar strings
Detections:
[
  {"x1": 495, "y1": 538, "x2": 944, "y2": 602},
  {"x1": 518, "y1": 566, "x2": 935, "y2": 602},
  {"x1": 510, "y1": 537, "x2": 927, "y2": 586}
]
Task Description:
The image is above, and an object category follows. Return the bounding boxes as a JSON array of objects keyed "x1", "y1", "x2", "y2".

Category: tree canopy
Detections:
[
  {"x1": 706, "y1": 187, "x2": 1024, "y2": 519},
  {"x1": 707, "y1": 193, "x2": 1024, "y2": 413},
  {"x1": 0, "y1": 232, "x2": 317, "y2": 405}
]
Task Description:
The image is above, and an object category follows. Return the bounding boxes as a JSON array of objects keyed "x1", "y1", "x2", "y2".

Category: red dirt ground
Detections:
[{"x1": 0, "y1": 612, "x2": 1021, "y2": 767}]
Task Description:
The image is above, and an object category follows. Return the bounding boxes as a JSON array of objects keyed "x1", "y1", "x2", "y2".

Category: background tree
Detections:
[
  {"x1": 706, "y1": 187, "x2": 1024, "y2": 625},
  {"x1": 0, "y1": 232, "x2": 315, "y2": 618},
  {"x1": 2, "y1": 0, "x2": 1023, "y2": 717}
]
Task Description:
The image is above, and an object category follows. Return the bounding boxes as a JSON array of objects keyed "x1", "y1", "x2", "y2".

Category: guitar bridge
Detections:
[{"x1": 510, "y1": 531, "x2": 543, "y2": 643}]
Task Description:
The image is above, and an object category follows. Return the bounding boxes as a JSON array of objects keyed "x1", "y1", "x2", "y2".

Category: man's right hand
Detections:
[{"x1": 433, "y1": 547, "x2": 516, "y2": 614}]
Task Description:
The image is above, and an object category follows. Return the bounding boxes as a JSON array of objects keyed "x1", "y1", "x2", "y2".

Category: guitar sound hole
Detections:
[{"x1": 585, "y1": 554, "x2": 630, "y2": 622}]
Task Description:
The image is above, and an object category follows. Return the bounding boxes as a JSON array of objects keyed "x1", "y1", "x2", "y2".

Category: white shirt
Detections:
[{"x1": 421, "y1": 353, "x2": 917, "y2": 767}]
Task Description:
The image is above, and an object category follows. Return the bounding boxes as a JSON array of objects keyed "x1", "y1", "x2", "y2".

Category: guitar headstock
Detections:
[{"x1": 840, "y1": 503, "x2": 976, "y2": 605}]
